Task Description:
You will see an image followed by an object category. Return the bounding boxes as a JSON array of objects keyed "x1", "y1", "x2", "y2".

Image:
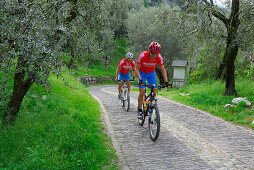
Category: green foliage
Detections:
[
  {"x1": 189, "y1": 64, "x2": 212, "y2": 83},
  {"x1": 1, "y1": 0, "x2": 128, "y2": 122},
  {"x1": 55, "y1": 0, "x2": 123, "y2": 67},
  {"x1": 144, "y1": 0, "x2": 162, "y2": 7},
  {"x1": 238, "y1": 0, "x2": 254, "y2": 51},
  {"x1": 189, "y1": 46, "x2": 223, "y2": 83},
  {"x1": 0, "y1": 1, "x2": 63, "y2": 107},
  {"x1": 126, "y1": 0, "x2": 143, "y2": 10},
  {"x1": 68, "y1": 38, "x2": 128, "y2": 79},
  {"x1": 181, "y1": 0, "x2": 254, "y2": 84},
  {"x1": 235, "y1": 53, "x2": 252, "y2": 78},
  {"x1": 0, "y1": 72, "x2": 118, "y2": 169},
  {"x1": 250, "y1": 64, "x2": 254, "y2": 80},
  {"x1": 112, "y1": 38, "x2": 129, "y2": 61},
  {"x1": 159, "y1": 78, "x2": 254, "y2": 129},
  {"x1": 73, "y1": 61, "x2": 116, "y2": 78},
  {"x1": 127, "y1": 5, "x2": 186, "y2": 77}
]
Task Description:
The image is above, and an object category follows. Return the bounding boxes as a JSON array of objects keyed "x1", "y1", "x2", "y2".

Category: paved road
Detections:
[{"x1": 89, "y1": 85, "x2": 254, "y2": 170}]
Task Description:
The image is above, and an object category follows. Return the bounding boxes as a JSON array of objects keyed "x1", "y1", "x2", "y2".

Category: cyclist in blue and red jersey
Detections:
[
  {"x1": 135, "y1": 42, "x2": 170, "y2": 119},
  {"x1": 116, "y1": 52, "x2": 136, "y2": 100}
]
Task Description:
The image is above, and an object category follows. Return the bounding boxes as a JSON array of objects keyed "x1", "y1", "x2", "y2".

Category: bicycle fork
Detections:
[{"x1": 148, "y1": 101, "x2": 157, "y2": 124}]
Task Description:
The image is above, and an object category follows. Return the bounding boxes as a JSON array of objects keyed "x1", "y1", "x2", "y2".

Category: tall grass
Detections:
[
  {"x1": 0, "y1": 72, "x2": 118, "y2": 169},
  {"x1": 159, "y1": 78, "x2": 254, "y2": 129}
]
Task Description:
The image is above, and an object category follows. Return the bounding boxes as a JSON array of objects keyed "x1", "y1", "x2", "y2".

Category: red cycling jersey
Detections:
[
  {"x1": 137, "y1": 51, "x2": 164, "y2": 73},
  {"x1": 118, "y1": 59, "x2": 135, "y2": 74}
]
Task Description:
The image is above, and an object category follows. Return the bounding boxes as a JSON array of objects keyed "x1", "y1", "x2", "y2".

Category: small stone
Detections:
[
  {"x1": 224, "y1": 104, "x2": 232, "y2": 109},
  {"x1": 42, "y1": 95, "x2": 47, "y2": 100},
  {"x1": 252, "y1": 120, "x2": 254, "y2": 125}
]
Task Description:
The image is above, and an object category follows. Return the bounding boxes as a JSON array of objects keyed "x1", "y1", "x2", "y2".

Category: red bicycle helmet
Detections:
[{"x1": 149, "y1": 41, "x2": 161, "y2": 54}]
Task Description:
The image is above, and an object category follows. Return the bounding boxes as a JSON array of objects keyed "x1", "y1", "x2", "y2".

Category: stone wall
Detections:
[{"x1": 78, "y1": 74, "x2": 114, "y2": 85}]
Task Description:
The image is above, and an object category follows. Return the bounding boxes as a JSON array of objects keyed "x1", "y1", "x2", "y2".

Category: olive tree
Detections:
[
  {"x1": 54, "y1": 0, "x2": 116, "y2": 68},
  {"x1": 56, "y1": 0, "x2": 127, "y2": 68},
  {"x1": 177, "y1": 7, "x2": 227, "y2": 82},
  {"x1": 0, "y1": 0, "x2": 117, "y2": 128},
  {"x1": 0, "y1": 1, "x2": 63, "y2": 128},
  {"x1": 185, "y1": 0, "x2": 254, "y2": 96}
]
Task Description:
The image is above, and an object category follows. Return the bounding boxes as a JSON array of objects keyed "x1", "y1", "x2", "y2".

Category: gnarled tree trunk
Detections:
[
  {"x1": 2, "y1": 58, "x2": 33, "y2": 128},
  {"x1": 216, "y1": 55, "x2": 227, "y2": 80},
  {"x1": 223, "y1": 33, "x2": 239, "y2": 96},
  {"x1": 204, "y1": 0, "x2": 240, "y2": 96},
  {"x1": 223, "y1": 0, "x2": 240, "y2": 96}
]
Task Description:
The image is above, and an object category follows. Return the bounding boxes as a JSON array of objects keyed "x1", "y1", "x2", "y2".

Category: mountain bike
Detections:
[
  {"x1": 138, "y1": 84, "x2": 167, "y2": 141},
  {"x1": 119, "y1": 80, "x2": 133, "y2": 111}
]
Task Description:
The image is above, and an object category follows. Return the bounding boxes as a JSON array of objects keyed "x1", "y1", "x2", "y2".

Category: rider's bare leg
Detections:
[
  {"x1": 138, "y1": 88, "x2": 145, "y2": 110},
  {"x1": 127, "y1": 81, "x2": 131, "y2": 94},
  {"x1": 118, "y1": 81, "x2": 123, "y2": 94}
]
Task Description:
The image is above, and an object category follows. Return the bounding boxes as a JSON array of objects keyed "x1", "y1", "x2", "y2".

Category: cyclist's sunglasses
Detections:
[{"x1": 150, "y1": 51, "x2": 157, "y2": 55}]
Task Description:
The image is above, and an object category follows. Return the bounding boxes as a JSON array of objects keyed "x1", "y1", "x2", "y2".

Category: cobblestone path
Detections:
[{"x1": 89, "y1": 85, "x2": 254, "y2": 170}]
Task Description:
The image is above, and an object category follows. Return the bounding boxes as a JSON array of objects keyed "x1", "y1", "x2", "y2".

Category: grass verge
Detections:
[
  {"x1": 0, "y1": 71, "x2": 118, "y2": 169},
  {"x1": 156, "y1": 78, "x2": 254, "y2": 129}
]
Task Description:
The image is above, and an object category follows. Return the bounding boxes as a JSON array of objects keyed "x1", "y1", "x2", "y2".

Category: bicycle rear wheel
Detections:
[
  {"x1": 148, "y1": 105, "x2": 160, "y2": 141},
  {"x1": 124, "y1": 92, "x2": 130, "y2": 111}
]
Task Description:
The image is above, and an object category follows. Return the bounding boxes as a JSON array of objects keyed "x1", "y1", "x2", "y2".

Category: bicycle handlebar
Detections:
[
  {"x1": 116, "y1": 79, "x2": 134, "y2": 82},
  {"x1": 137, "y1": 84, "x2": 171, "y2": 89}
]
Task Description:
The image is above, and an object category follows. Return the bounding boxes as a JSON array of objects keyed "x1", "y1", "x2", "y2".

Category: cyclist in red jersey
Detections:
[
  {"x1": 135, "y1": 42, "x2": 170, "y2": 119},
  {"x1": 116, "y1": 52, "x2": 136, "y2": 100}
]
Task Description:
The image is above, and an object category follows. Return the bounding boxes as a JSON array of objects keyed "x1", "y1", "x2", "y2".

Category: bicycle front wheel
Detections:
[
  {"x1": 138, "y1": 101, "x2": 146, "y2": 126},
  {"x1": 124, "y1": 92, "x2": 130, "y2": 111},
  {"x1": 121, "y1": 90, "x2": 124, "y2": 107},
  {"x1": 121, "y1": 98, "x2": 125, "y2": 107},
  {"x1": 148, "y1": 105, "x2": 160, "y2": 142}
]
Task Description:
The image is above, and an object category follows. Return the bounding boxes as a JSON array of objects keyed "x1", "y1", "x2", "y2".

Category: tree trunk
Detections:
[
  {"x1": 155, "y1": 66, "x2": 164, "y2": 85},
  {"x1": 1, "y1": 58, "x2": 33, "y2": 128},
  {"x1": 105, "y1": 56, "x2": 111, "y2": 69},
  {"x1": 223, "y1": 38, "x2": 238, "y2": 96},
  {"x1": 207, "y1": 0, "x2": 239, "y2": 96},
  {"x1": 68, "y1": 48, "x2": 75, "y2": 69},
  {"x1": 223, "y1": 0, "x2": 240, "y2": 96},
  {"x1": 216, "y1": 56, "x2": 227, "y2": 80}
]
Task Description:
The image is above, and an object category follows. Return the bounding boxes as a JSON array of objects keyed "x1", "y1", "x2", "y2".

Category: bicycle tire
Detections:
[
  {"x1": 138, "y1": 101, "x2": 146, "y2": 126},
  {"x1": 148, "y1": 105, "x2": 160, "y2": 141},
  {"x1": 121, "y1": 89, "x2": 124, "y2": 107},
  {"x1": 124, "y1": 92, "x2": 130, "y2": 111}
]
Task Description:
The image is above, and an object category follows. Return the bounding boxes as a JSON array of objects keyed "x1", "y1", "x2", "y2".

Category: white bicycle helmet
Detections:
[{"x1": 126, "y1": 52, "x2": 133, "y2": 59}]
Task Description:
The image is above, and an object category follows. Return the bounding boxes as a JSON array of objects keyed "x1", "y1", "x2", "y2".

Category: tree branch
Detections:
[
  {"x1": 211, "y1": 10, "x2": 229, "y2": 25},
  {"x1": 202, "y1": 0, "x2": 209, "y2": 5},
  {"x1": 201, "y1": 0, "x2": 229, "y2": 25}
]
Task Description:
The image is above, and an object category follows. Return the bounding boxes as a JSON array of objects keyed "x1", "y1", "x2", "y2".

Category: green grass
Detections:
[
  {"x1": 72, "y1": 61, "x2": 116, "y2": 78},
  {"x1": 0, "y1": 71, "x2": 118, "y2": 169},
  {"x1": 157, "y1": 78, "x2": 254, "y2": 129}
]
